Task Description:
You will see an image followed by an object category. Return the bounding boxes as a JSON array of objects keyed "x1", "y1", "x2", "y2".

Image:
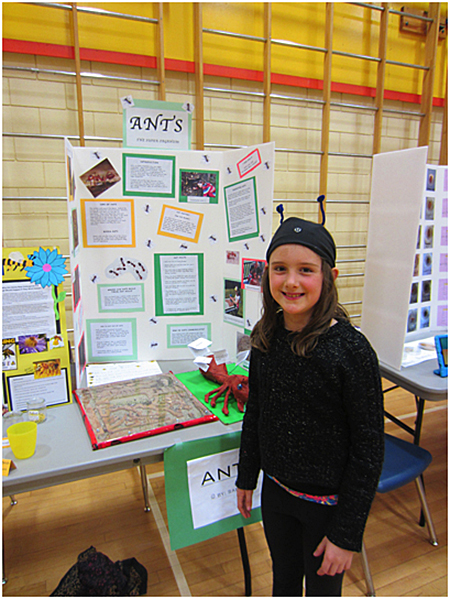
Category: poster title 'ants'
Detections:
[{"x1": 129, "y1": 114, "x2": 184, "y2": 133}]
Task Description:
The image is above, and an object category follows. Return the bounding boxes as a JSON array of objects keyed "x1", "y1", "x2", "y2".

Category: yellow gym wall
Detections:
[{"x1": 2, "y1": 2, "x2": 447, "y2": 99}]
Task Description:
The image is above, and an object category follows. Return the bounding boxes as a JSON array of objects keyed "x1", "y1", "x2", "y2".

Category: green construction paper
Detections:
[
  {"x1": 174, "y1": 363, "x2": 248, "y2": 425},
  {"x1": 154, "y1": 254, "x2": 204, "y2": 317},
  {"x1": 164, "y1": 431, "x2": 261, "y2": 551}
]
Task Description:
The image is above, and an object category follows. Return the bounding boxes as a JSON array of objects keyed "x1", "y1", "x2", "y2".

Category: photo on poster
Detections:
[
  {"x1": 423, "y1": 225, "x2": 434, "y2": 249},
  {"x1": 179, "y1": 170, "x2": 219, "y2": 204},
  {"x1": 48, "y1": 334, "x2": 65, "y2": 349},
  {"x1": 66, "y1": 154, "x2": 75, "y2": 202},
  {"x1": 78, "y1": 333, "x2": 87, "y2": 376},
  {"x1": 236, "y1": 330, "x2": 251, "y2": 355},
  {"x1": 425, "y1": 197, "x2": 435, "y2": 220},
  {"x1": 426, "y1": 168, "x2": 436, "y2": 191},
  {"x1": 34, "y1": 358, "x2": 61, "y2": 378},
  {"x1": 224, "y1": 279, "x2": 244, "y2": 326},
  {"x1": 422, "y1": 254, "x2": 432, "y2": 276},
  {"x1": 420, "y1": 307, "x2": 430, "y2": 328},
  {"x1": 81, "y1": 199, "x2": 135, "y2": 248},
  {"x1": 72, "y1": 265, "x2": 81, "y2": 311},
  {"x1": 241, "y1": 258, "x2": 265, "y2": 290},
  {"x1": 80, "y1": 158, "x2": 121, "y2": 198},
  {"x1": 18, "y1": 333, "x2": 47, "y2": 354},
  {"x1": 122, "y1": 153, "x2": 176, "y2": 197},
  {"x1": 2, "y1": 339, "x2": 17, "y2": 371},
  {"x1": 410, "y1": 282, "x2": 418, "y2": 304},
  {"x1": 407, "y1": 309, "x2": 418, "y2": 332},
  {"x1": 71, "y1": 207, "x2": 80, "y2": 255},
  {"x1": 157, "y1": 205, "x2": 204, "y2": 243},
  {"x1": 421, "y1": 280, "x2": 431, "y2": 302},
  {"x1": 224, "y1": 177, "x2": 260, "y2": 242},
  {"x1": 97, "y1": 283, "x2": 145, "y2": 313},
  {"x1": 226, "y1": 250, "x2": 240, "y2": 265},
  {"x1": 154, "y1": 254, "x2": 204, "y2": 317},
  {"x1": 413, "y1": 254, "x2": 420, "y2": 276}
]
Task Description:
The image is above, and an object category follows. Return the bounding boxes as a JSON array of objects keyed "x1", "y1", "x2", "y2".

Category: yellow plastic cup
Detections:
[{"x1": 7, "y1": 421, "x2": 38, "y2": 459}]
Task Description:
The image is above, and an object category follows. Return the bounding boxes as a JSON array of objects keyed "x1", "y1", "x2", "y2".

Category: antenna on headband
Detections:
[
  {"x1": 317, "y1": 195, "x2": 326, "y2": 225},
  {"x1": 276, "y1": 204, "x2": 285, "y2": 224}
]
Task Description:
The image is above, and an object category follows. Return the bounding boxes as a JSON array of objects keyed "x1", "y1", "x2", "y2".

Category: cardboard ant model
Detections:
[{"x1": 199, "y1": 356, "x2": 249, "y2": 416}]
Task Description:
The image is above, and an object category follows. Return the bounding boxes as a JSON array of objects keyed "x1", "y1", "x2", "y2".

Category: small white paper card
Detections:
[
  {"x1": 188, "y1": 337, "x2": 212, "y2": 358},
  {"x1": 193, "y1": 356, "x2": 212, "y2": 372},
  {"x1": 235, "y1": 350, "x2": 250, "y2": 367},
  {"x1": 213, "y1": 349, "x2": 229, "y2": 365},
  {"x1": 187, "y1": 448, "x2": 262, "y2": 529}
]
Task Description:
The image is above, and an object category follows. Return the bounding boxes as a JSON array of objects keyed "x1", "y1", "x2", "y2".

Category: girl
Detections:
[{"x1": 236, "y1": 216, "x2": 384, "y2": 597}]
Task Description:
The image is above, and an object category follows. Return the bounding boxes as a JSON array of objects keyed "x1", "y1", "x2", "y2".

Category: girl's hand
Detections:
[
  {"x1": 236, "y1": 488, "x2": 253, "y2": 518},
  {"x1": 313, "y1": 536, "x2": 354, "y2": 576}
]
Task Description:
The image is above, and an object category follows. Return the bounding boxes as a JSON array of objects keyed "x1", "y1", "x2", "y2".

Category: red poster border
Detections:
[{"x1": 237, "y1": 149, "x2": 262, "y2": 179}]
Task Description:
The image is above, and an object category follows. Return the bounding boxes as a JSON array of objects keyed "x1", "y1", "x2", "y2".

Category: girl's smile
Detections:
[{"x1": 268, "y1": 244, "x2": 337, "y2": 331}]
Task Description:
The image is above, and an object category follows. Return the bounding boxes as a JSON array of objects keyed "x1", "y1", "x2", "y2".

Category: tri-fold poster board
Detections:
[
  {"x1": 361, "y1": 147, "x2": 448, "y2": 369},
  {"x1": 2, "y1": 247, "x2": 73, "y2": 410},
  {"x1": 65, "y1": 140, "x2": 275, "y2": 386}
]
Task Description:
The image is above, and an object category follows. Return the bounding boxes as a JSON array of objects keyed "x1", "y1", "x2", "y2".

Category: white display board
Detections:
[
  {"x1": 65, "y1": 141, "x2": 274, "y2": 386},
  {"x1": 361, "y1": 147, "x2": 448, "y2": 369}
]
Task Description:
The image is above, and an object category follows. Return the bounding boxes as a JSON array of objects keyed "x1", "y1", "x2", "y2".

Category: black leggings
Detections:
[{"x1": 261, "y1": 475, "x2": 345, "y2": 597}]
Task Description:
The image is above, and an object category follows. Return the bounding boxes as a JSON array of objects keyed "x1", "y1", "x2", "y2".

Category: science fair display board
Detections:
[
  {"x1": 2, "y1": 246, "x2": 72, "y2": 410},
  {"x1": 65, "y1": 140, "x2": 275, "y2": 386},
  {"x1": 361, "y1": 147, "x2": 448, "y2": 369}
]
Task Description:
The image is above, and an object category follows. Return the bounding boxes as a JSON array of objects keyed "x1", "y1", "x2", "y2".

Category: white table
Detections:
[
  {"x1": 379, "y1": 358, "x2": 447, "y2": 444},
  {"x1": 3, "y1": 361, "x2": 244, "y2": 586},
  {"x1": 3, "y1": 402, "x2": 241, "y2": 498}
]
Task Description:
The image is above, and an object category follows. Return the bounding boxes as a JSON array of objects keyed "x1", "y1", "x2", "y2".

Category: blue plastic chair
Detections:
[{"x1": 361, "y1": 433, "x2": 438, "y2": 596}]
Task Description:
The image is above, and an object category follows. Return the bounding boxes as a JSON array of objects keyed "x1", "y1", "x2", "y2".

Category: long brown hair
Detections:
[{"x1": 251, "y1": 259, "x2": 349, "y2": 357}]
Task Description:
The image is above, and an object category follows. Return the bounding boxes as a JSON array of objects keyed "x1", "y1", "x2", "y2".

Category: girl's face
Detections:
[{"x1": 269, "y1": 244, "x2": 337, "y2": 331}]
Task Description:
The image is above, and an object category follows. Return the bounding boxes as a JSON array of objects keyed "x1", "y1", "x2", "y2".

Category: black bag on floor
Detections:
[{"x1": 50, "y1": 546, "x2": 148, "y2": 596}]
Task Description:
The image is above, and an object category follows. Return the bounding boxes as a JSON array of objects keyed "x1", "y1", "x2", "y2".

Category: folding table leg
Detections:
[
  {"x1": 360, "y1": 542, "x2": 375, "y2": 597},
  {"x1": 138, "y1": 464, "x2": 151, "y2": 512},
  {"x1": 237, "y1": 527, "x2": 252, "y2": 596},
  {"x1": 413, "y1": 396, "x2": 425, "y2": 445},
  {"x1": 415, "y1": 477, "x2": 438, "y2": 546},
  {"x1": 3, "y1": 534, "x2": 7, "y2": 585},
  {"x1": 414, "y1": 396, "x2": 427, "y2": 527},
  {"x1": 3, "y1": 497, "x2": 17, "y2": 584}
]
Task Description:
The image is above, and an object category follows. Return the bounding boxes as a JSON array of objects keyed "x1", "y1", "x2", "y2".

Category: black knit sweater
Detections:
[{"x1": 236, "y1": 319, "x2": 384, "y2": 552}]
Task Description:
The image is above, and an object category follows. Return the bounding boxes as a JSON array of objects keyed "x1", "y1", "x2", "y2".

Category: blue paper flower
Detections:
[{"x1": 25, "y1": 247, "x2": 68, "y2": 288}]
